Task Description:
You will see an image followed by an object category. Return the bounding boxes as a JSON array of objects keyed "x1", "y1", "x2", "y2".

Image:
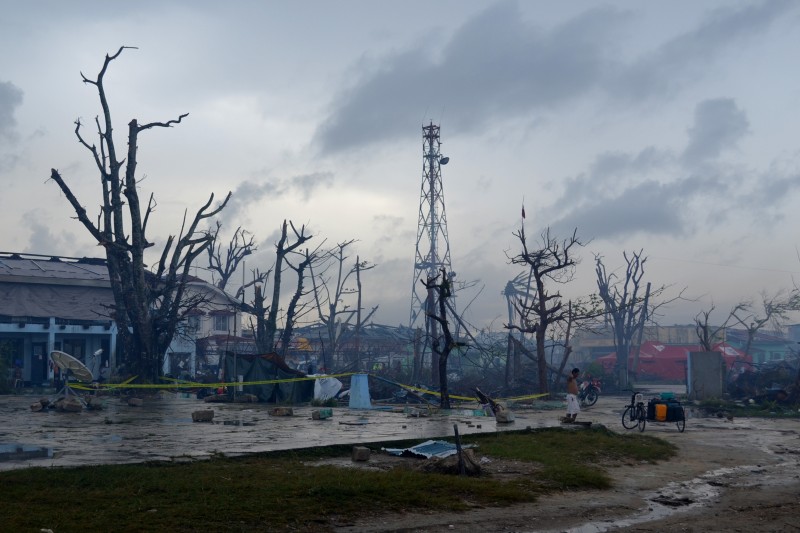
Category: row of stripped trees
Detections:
[
  {"x1": 694, "y1": 291, "x2": 800, "y2": 399},
  {"x1": 207, "y1": 223, "x2": 378, "y2": 370},
  {"x1": 503, "y1": 222, "x2": 685, "y2": 394}
]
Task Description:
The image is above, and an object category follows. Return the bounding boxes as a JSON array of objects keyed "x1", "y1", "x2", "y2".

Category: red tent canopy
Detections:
[{"x1": 595, "y1": 341, "x2": 752, "y2": 381}]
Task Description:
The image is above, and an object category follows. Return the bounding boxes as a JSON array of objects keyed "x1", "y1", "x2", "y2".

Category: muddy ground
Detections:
[
  {"x1": 334, "y1": 399, "x2": 800, "y2": 533},
  {"x1": 1, "y1": 389, "x2": 799, "y2": 531}
]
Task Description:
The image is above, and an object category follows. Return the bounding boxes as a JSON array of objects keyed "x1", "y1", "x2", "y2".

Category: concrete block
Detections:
[
  {"x1": 312, "y1": 408, "x2": 333, "y2": 420},
  {"x1": 495, "y1": 410, "x2": 515, "y2": 423},
  {"x1": 192, "y1": 410, "x2": 215, "y2": 422},
  {"x1": 351, "y1": 446, "x2": 371, "y2": 462}
]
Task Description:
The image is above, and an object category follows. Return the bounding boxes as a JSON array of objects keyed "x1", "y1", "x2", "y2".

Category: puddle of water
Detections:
[
  {"x1": 0, "y1": 443, "x2": 54, "y2": 461},
  {"x1": 541, "y1": 462, "x2": 794, "y2": 533},
  {"x1": 91, "y1": 435, "x2": 122, "y2": 444},
  {"x1": 162, "y1": 417, "x2": 193, "y2": 425}
]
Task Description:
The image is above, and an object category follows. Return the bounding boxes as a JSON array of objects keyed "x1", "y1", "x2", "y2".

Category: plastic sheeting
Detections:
[
  {"x1": 313, "y1": 376, "x2": 342, "y2": 401},
  {"x1": 221, "y1": 352, "x2": 313, "y2": 403}
]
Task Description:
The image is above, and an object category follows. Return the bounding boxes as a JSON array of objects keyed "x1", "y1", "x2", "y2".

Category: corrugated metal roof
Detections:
[{"x1": 0, "y1": 254, "x2": 109, "y2": 285}]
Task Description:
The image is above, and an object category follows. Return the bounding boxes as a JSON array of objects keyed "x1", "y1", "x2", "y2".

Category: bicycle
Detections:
[{"x1": 621, "y1": 392, "x2": 646, "y2": 432}]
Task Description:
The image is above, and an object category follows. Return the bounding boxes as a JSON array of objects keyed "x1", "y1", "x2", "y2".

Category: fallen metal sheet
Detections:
[{"x1": 383, "y1": 439, "x2": 473, "y2": 459}]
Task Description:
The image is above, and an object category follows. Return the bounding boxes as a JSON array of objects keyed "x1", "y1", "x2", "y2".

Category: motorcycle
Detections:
[{"x1": 578, "y1": 377, "x2": 601, "y2": 406}]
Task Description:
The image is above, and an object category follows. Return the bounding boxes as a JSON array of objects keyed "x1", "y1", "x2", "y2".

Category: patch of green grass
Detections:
[
  {"x1": 463, "y1": 427, "x2": 675, "y2": 490},
  {"x1": 698, "y1": 398, "x2": 800, "y2": 418},
  {"x1": 0, "y1": 428, "x2": 675, "y2": 532}
]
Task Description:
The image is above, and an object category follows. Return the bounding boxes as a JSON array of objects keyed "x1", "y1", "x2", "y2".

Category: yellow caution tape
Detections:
[{"x1": 69, "y1": 371, "x2": 549, "y2": 403}]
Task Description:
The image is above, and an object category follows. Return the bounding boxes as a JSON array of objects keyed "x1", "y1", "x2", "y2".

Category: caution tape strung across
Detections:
[{"x1": 70, "y1": 372, "x2": 550, "y2": 403}]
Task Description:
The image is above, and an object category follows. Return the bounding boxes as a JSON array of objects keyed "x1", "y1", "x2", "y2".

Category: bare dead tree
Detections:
[
  {"x1": 421, "y1": 268, "x2": 465, "y2": 408},
  {"x1": 505, "y1": 227, "x2": 585, "y2": 396},
  {"x1": 48, "y1": 47, "x2": 230, "y2": 382},
  {"x1": 207, "y1": 222, "x2": 266, "y2": 300},
  {"x1": 277, "y1": 248, "x2": 320, "y2": 358},
  {"x1": 249, "y1": 220, "x2": 313, "y2": 353},
  {"x1": 729, "y1": 291, "x2": 800, "y2": 359},
  {"x1": 309, "y1": 241, "x2": 376, "y2": 370},
  {"x1": 549, "y1": 296, "x2": 605, "y2": 390},
  {"x1": 595, "y1": 250, "x2": 677, "y2": 389},
  {"x1": 695, "y1": 304, "x2": 730, "y2": 352}
]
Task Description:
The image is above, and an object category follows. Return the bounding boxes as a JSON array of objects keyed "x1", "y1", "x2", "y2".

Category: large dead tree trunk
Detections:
[
  {"x1": 422, "y1": 268, "x2": 463, "y2": 409},
  {"x1": 49, "y1": 47, "x2": 230, "y2": 382},
  {"x1": 248, "y1": 220, "x2": 312, "y2": 353}
]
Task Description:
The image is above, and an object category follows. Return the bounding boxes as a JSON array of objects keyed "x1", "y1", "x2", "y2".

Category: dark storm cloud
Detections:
[
  {"x1": 738, "y1": 171, "x2": 800, "y2": 224},
  {"x1": 221, "y1": 171, "x2": 334, "y2": 225},
  {"x1": 314, "y1": 1, "x2": 626, "y2": 153},
  {"x1": 550, "y1": 180, "x2": 690, "y2": 241},
  {"x1": 315, "y1": 0, "x2": 794, "y2": 155},
  {"x1": 682, "y1": 99, "x2": 749, "y2": 166},
  {"x1": 545, "y1": 143, "x2": 735, "y2": 241},
  {"x1": 0, "y1": 81, "x2": 23, "y2": 140},
  {"x1": 557, "y1": 147, "x2": 674, "y2": 205},
  {"x1": 611, "y1": 0, "x2": 791, "y2": 103},
  {"x1": 292, "y1": 171, "x2": 334, "y2": 200}
]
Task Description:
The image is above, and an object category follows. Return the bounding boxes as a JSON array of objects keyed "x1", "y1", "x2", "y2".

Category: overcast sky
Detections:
[{"x1": 2, "y1": 0, "x2": 800, "y2": 330}]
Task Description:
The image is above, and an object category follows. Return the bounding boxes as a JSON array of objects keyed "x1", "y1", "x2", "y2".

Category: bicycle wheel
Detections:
[
  {"x1": 637, "y1": 406, "x2": 647, "y2": 432},
  {"x1": 621, "y1": 405, "x2": 638, "y2": 429},
  {"x1": 584, "y1": 388, "x2": 599, "y2": 407},
  {"x1": 676, "y1": 408, "x2": 686, "y2": 432}
]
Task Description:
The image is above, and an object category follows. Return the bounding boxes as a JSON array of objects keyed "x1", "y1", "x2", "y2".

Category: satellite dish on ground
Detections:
[{"x1": 50, "y1": 351, "x2": 94, "y2": 383}]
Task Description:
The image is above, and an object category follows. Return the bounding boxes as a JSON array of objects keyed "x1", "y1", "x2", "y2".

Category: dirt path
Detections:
[{"x1": 336, "y1": 399, "x2": 800, "y2": 533}]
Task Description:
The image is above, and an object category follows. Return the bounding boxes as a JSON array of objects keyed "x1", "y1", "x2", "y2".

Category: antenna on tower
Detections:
[{"x1": 409, "y1": 122, "x2": 457, "y2": 379}]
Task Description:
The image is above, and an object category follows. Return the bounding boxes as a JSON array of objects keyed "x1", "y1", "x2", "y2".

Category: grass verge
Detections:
[{"x1": 0, "y1": 427, "x2": 675, "y2": 532}]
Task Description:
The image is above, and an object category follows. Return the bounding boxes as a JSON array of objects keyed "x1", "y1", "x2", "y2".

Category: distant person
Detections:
[{"x1": 565, "y1": 368, "x2": 580, "y2": 422}]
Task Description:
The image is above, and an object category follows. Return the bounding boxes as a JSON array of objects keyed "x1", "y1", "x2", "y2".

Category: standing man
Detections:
[{"x1": 565, "y1": 368, "x2": 580, "y2": 422}]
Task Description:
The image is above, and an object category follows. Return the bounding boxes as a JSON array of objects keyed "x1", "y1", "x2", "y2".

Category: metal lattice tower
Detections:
[{"x1": 409, "y1": 122, "x2": 455, "y2": 333}]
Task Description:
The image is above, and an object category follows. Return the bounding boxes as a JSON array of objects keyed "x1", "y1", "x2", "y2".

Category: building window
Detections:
[
  {"x1": 187, "y1": 314, "x2": 201, "y2": 332},
  {"x1": 213, "y1": 314, "x2": 230, "y2": 332}
]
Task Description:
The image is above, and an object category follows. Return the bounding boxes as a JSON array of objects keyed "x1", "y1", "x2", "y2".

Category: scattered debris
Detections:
[
  {"x1": 383, "y1": 440, "x2": 475, "y2": 459},
  {"x1": 414, "y1": 448, "x2": 482, "y2": 476},
  {"x1": 268, "y1": 407, "x2": 294, "y2": 417},
  {"x1": 85, "y1": 397, "x2": 104, "y2": 411},
  {"x1": 234, "y1": 393, "x2": 259, "y2": 403},
  {"x1": 203, "y1": 394, "x2": 229, "y2": 403}
]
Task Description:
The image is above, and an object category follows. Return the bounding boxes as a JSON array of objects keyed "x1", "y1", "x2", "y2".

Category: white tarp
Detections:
[{"x1": 313, "y1": 376, "x2": 343, "y2": 401}]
